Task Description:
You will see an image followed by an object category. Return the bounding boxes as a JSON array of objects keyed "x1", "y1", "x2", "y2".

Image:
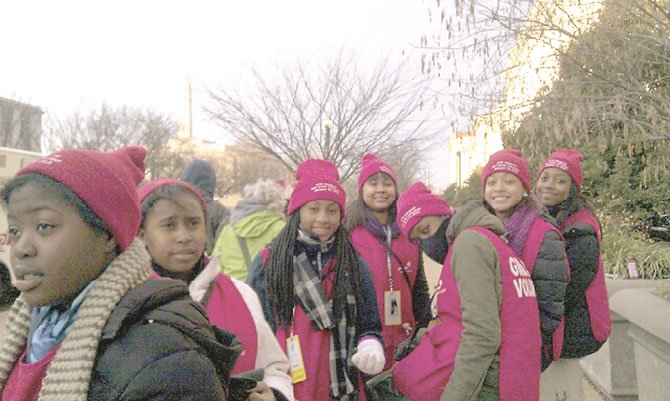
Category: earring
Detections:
[{"x1": 523, "y1": 192, "x2": 528, "y2": 197}]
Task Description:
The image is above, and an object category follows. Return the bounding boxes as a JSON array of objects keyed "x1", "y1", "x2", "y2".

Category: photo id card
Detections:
[{"x1": 384, "y1": 290, "x2": 402, "y2": 326}]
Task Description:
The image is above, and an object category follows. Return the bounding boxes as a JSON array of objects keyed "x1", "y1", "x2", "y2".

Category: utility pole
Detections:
[{"x1": 188, "y1": 74, "x2": 193, "y2": 139}]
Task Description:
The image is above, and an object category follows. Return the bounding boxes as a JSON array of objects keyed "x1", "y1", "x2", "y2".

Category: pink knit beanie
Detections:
[
  {"x1": 396, "y1": 182, "x2": 453, "y2": 238},
  {"x1": 481, "y1": 149, "x2": 532, "y2": 192},
  {"x1": 357, "y1": 153, "x2": 397, "y2": 191},
  {"x1": 537, "y1": 148, "x2": 584, "y2": 191},
  {"x1": 287, "y1": 158, "x2": 346, "y2": 216},
  {"x1": 17, "y1": 146, "x2": 146, "y2": 251},
  {"x1": 137, "y1": 178, "x2": 208, "y2": 220}
]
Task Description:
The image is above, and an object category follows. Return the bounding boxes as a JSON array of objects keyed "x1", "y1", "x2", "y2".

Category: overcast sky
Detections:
[{"x1": 0, "y1": 0, "x2": 457, "y2": 188}]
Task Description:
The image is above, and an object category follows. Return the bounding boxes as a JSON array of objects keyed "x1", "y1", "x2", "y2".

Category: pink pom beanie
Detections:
[
  {"x1": 357, "y1": 153, "x2": 397, "y2": 191},
  {"x1": 17, "y1": 146, "x2": 147, "y2": 251},
  {"x1": 481, "y1": 149, "x2": 532, "y2": 192},
  {"x1": 537, "y1": 148, "x2": 584, "y2": 191},
  {"x1": 287, "y1": 158, "x2": 346, "y2": 216},
  {"x1": 396, "y1": 182, "x2": 453, "y2": 238},
  {"x1": 137, "y1": 178, "x2": 208, "y2": 220}
]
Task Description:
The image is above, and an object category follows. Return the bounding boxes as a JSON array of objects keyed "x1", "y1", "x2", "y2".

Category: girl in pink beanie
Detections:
[
  {"x1": 482, "y1": 149, "x2": 569, "y2": 374},
  {"x1": 536, "y1": 149, "x2": 611, "y2": 399},
  {"x1": 138, "y1": 178, "x2": 294, "y2": 401},
  {"x1": 370, "y1": 183, "x2": 541, "y2": 401},
  {"x1": 0, "y1": 147, "x2": 237, "y2": 401},
  {"x1": 345, "y1": 153, "x2": 431, "y2": 375},
  {"x1": 247, "y1": 158, "x2": 384, "y2": 401}
]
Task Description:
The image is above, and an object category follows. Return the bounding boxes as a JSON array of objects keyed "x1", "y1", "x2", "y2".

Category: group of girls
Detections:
[
  {"x1": 386, "y1": 148, "x2": 611, "y2": 401},
  {"x1": 0, "y1": 144, "x2": 610, "y2": 401},
  {"x1": 133, "y1": 147, "x2": 611, "y2": 401}
]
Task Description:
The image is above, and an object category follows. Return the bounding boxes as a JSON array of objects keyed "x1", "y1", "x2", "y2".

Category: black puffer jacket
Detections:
[
  {"x1": 89, "y1": 279, "x2": 242, "y2": 401},
  {"x1": 560, "y1": 221, "x2": 604, "y2": 358}
]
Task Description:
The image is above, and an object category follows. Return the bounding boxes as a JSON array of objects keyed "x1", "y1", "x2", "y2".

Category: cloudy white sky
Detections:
[{"x1": 1, "y1": 0, "x2": 458, "y2": 188}]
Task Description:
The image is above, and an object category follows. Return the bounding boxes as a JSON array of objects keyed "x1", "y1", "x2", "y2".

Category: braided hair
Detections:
[{"x1": 266, "y1": 212, "x2": 365, "y2": 328}]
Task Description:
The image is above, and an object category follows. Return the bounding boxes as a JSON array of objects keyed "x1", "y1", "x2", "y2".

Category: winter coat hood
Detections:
[
  {"x1": 446, "y1": 199, "x2": 506, "y2": 242},
  {"x1": 232, "y1": 210, "x2": 285, "y2": 239},
  {"x1": 101, "y1": 278, "x2": 243, "y2": 386},
  {"x1": 180, "y1": 159, "x2": 217, "y2": 200}
]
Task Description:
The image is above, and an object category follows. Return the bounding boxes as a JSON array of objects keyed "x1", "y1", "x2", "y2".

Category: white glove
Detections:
[{"x1": 351, "y1": 339, "x2": 385, "y2": 375}]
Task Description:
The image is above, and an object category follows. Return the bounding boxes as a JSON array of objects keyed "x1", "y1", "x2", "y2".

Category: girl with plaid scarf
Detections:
[{"x1": 247, "y1": 159, "x2": 384, "y2": 401}]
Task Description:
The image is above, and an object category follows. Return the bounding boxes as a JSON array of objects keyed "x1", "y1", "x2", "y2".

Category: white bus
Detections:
[{"x1": 0, "y1": 146, "x2": 43, "y2": 305}]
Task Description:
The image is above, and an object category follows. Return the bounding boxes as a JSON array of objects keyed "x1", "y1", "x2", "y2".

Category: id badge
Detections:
[
  {"x1": 286, "y1": 335, "x2": 307, "y2": 383},
  {"x1": 384, "y1": 290, "x2": 402, "y2": 326}
]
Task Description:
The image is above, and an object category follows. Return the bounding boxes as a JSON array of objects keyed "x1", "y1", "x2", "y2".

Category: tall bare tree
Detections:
[
  {"x1": 203, "y1": 51, "x2": 442, "y2": 182},
  {"x1": 45, "y1": 103, "x2": 180, "y2": 178}
]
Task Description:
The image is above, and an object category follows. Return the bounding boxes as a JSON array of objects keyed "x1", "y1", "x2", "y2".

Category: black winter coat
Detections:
[
  {"x1": 89, "y1": 279, "x2": 242, "y2": 401},
  {"x1": 560, "y1": 221, "x2": 605, "y2": 358}
]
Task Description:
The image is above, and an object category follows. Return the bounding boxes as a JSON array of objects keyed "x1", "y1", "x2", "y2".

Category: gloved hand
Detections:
[{"x1": 352, "y1": 339, "x2": 385, "y2": 375}]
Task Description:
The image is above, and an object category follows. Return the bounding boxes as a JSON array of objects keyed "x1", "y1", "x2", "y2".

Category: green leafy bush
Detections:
[{"x1": 600, "y1": 215, "x2": 670, "y2": 279}]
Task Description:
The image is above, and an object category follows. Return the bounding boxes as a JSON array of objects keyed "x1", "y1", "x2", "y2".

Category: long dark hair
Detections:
[
  {"x1": 266, "y1": 212, "x2": 364, "y2": 328},
  {"x1": 551, "y1": 182, "x2": 598, "y2": 226},
  {"x1": 344, "y1": 172, "x2": 398, "y2": 232}
]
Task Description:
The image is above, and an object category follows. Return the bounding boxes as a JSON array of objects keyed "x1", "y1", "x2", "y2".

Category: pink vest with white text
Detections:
[
  {"x1": 562, "y1": 209, "x2": 611, "y2": 342},
  {"x1": 260, "y1": 249, "x2": 368, "y2": 401},
  {"x1": 350, "y1": 226, "x2": 419, "y2": 371},
  {"x1": 393, "y1": 227, "x2": 541, "y2": 401},
  {"x1": 522, "y1": 217, "x2": 568, "y2": 360},
  {"x1": 206, "y1": 274, "x2": 258, "y2": 373}
]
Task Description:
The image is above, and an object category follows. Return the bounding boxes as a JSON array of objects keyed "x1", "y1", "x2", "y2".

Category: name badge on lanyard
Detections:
[
  {"x1": 383, "y1": 225, "x2": 402, "y2": 326},
  {"x1": 286, "y1": 334, "x2": 307, "y2": 383},
  {"x1": 384, "y1": 290, "x2": 402, "y2": 326}
]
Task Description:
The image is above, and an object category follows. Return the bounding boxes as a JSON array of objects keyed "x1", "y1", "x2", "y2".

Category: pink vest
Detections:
[
  {"x1": 260, "y1": 250, "x2": 368, "y2": 401},
  {"x1": 393, "y1": 227, "x2": 541, "y2": 401},
  {"x1": 350, "y1": 227, "x2": 419, "y2": 371},
  {"x1": 561, "y1": 209, "x2": 611, "y2": 341},
  {"x1": 2, "y1": 346, "x2": 60, "y2": 401},
  {"x1": 206, "y1": 274, "x2": 258, "y2": 374},
  {"x1": 522, "y1": 217, "x2": 568, "y2": 360}
]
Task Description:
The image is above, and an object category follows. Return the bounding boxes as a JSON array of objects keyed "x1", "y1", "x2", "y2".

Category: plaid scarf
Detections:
[{"x1": 293, "y1": 234, "x2": 358, "y2": 400}]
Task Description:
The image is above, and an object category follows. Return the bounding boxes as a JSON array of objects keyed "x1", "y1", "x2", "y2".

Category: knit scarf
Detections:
[
  {"x1": 503, "y1": 198, "x2": 541, "y2": 256},
  {"x1": 294, "y1": 229, "x2": 357, "y2": 400},
  {"x1": 0, "y1": 238, "x2": 152, "y2": 401},
  {"x1": 362, "y1": 216, "x2": 401, "y2": 244}
]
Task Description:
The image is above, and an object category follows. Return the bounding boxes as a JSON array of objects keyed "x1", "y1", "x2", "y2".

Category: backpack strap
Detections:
[{"x1": 236, "y1": 235, "x2": 252, "y2": 270}]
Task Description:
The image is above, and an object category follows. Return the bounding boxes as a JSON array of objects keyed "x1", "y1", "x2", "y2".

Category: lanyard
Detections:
[{"x1": 385, "y1": 225, "x2": 394, "y2": 290}]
